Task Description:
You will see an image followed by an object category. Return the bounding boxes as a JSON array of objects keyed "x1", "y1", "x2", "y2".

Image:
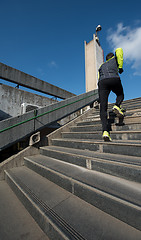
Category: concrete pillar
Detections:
[{"x1": 85, "y1": 34, "x2": 104, "y2": 92}]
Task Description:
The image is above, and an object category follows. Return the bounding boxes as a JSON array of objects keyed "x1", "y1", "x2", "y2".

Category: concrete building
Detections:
[{"x1": 0, "y1": 83, "x2": 57, "y2": 121}]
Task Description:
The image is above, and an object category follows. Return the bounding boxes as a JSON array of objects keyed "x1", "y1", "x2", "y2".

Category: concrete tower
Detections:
[{"x1": 84, "y1": 33, "x2": 104, "y2": 92}]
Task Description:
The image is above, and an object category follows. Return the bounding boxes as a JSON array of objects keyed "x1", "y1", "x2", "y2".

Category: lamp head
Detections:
[{"x1": 96, "y1": 25, "x2": 102, "y2": 32}]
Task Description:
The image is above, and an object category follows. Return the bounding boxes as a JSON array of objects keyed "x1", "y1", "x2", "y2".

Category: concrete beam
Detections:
[
  {"x1": 0, "y1": 89, "x2": 98, "y2": 150},
  {"x1": 0, "y1": 62, "x2": 75, "y2": 99}
]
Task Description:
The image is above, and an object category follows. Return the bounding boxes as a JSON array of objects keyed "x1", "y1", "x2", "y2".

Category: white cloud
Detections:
[
  {"x1": 48, "y1": 61, "x2": 58, "y2": 68},
  {"x1": 107, "y1": 23, "x2": 141, "y2": 75}
]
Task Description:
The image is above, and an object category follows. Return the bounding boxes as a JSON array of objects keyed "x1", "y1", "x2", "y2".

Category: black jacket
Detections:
[{"x1": 98, "y1": 56, "x2": 119, "y2": 81}]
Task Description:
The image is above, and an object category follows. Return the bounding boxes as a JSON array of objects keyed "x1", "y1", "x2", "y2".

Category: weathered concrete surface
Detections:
[
  {"x1": 0, "y1": 89, "x2": 98, "y2": 150},
  {"x1": 0, "y1": 181, "x2": 49, "y2": 240},
  {"x1": 0, "y1": 108, "x2": 91, "y2": 180},
  {"x1": 47, "y1": 107, "x2": 92, "y2": 145},
  {"x1": 0, "y1": 83, "x2": 57, "y2": 120},
  {"x1": 1, "y1": 96, "x2": 141, "y2": 239},
  {"x1": 0, "y1": 62, "x2": 75, "y2": 99},
  {"x1": 0, "y1": 145, "x2": 39, "y2": 180},
  {"x1": 85, "y1": 34, "x2": 103, "y2": 92},
  {"x1": 5, "y1": 166, "x2": 141, "y2": 240}
]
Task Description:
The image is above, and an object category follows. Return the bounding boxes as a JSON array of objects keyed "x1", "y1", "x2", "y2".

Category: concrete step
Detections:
[
  {"x1": 108, "y1": 97, "x2": 141, "y2": 107},
  {"x1": 40, "y1": 145, "x2": 141, "y2": 182},
  {"x1": 5, "y1": 166, "x2": 141, "y2": 240},
  {"x1": 61, "y1": 131, "x2": 141, "y2": 141},
  {"x1": 70, "y1": 124, "x2": 103, "y2": 132},
  {"x1": 76, "y1": 115, "x2": 141, "y2": 126},
  {"x1": 91, "y1": 104, "x2": 141, "y2": 112},
  {"x1": 23, "y1": 155, "x2": 141, "y2": 231},
  {"x1": 113, "y1": 96, "x2": 141, "y2": 104},
  {"x1": 0, "y1": 180, "x2": 49, "y2": 240},
  {"x1": 70, "y1": 122, "x2": 141, "y2": 132},
  {"x1": 108, "y1": 100, "x2": 141, "y2": 109},
  {"x1": 51, "y1": 138, "x2": 141, "y2": 157},
  {"x1": 86, "y1": 108, "x2": 141, "y2": 120},
  {"x1": 41, "y1": 145, "x2": 141, "y2": 166},
  {"x1": 76, "y1": 118, "x2": 100, "y2": 126},
  {"x1": 98, "y1": 96, "x2": 141, "y2": 106},
  {"x1": 110, "y1": 104, "x2": 141, "y2": 112},
  {"x1": 93, "y1": 101, "x2": 141, "y2": 111}
]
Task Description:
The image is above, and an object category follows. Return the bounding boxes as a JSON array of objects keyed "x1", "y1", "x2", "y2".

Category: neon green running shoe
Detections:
[
  {"x1": 102, "y1": 131, "x2": 112, "y2": 142},
  {"x1": 113, "y1": 105, "x2": 124, "y2": 118}
]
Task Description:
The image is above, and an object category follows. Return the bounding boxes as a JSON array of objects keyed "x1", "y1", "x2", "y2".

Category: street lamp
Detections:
[
  {"x1": 96, "y1": 25, "x2": 102, "y2": 35},
  {"x1": 95, "y1": 25, "x2": 102, "y2": 44}
]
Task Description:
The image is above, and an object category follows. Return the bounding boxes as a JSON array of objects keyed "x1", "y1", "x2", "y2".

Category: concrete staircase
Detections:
[{"x1": 1, "y1": 97, "x2": 141, "y2": 239}]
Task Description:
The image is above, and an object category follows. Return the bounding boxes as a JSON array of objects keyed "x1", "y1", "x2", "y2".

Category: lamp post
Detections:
[{"x1": 95, "y1": 25, "x2": 102, "y2": 45}]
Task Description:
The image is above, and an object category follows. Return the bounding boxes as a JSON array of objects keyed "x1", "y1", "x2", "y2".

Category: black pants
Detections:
[{"x1": 98, "y1": 78, "x2": 124, "y2": 132}]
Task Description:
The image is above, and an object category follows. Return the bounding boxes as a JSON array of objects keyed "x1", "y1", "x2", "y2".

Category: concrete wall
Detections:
[
  {"x1": 85, "y1": 34, "x2": 103, "y2": 92},
  {"x1": 0, "y1": 83, "x2": 84, "y2": 128},
  {"x1": 0, "y1": 83, "x2": 57, "y2": 120},
  {"x1": 0, "y1": 89, "x2": 99, "y2": 151}
]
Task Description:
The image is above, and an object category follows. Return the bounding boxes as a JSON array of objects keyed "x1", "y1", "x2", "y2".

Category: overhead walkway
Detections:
[{"x1": 0, "y1": 62, "x2": 99, "y2": 152}]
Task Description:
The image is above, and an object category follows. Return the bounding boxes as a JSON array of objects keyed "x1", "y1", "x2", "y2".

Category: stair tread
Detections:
[
  {"x1": 40, "y1": 145, "x2": 141, "y2": 183},
  {"x1": 70, "y1": 123, "x2": 141, "y2": 127},
  {"x1": 53, "y1": 138, "x2": 141, "y2": 145},
  {"x1": 0, "y1": 181, "x2": 49, "y2": 240},
  {"x1": 42, "y1": 145, "x2": 141, "y2": 165},
  {"x1": 76, "y1": 114, "x2": 141, "y2": 123},
  {"x1": 62, "y1": 131, "x2": 141, "y2": 141},
  {"x1": 51, "y1": 138, "x2": 141, "y2": 158},
  {"x1": 69, "y1": 123, "x2": 141, "y2": 132},
  {"x1": 24, "y1": 154, "x2": 141, "y2": 206},
  {"x1": 6, "y1": 166, "x2": 141, "y2": 240},
  {"x1": 62, "y1": 130, "x2": 141, "y2": 134}
]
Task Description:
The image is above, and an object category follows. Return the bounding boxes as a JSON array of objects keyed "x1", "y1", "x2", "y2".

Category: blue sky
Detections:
[{"x1": 0, "y1": 0, "x2": 141, "y2": 102}]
